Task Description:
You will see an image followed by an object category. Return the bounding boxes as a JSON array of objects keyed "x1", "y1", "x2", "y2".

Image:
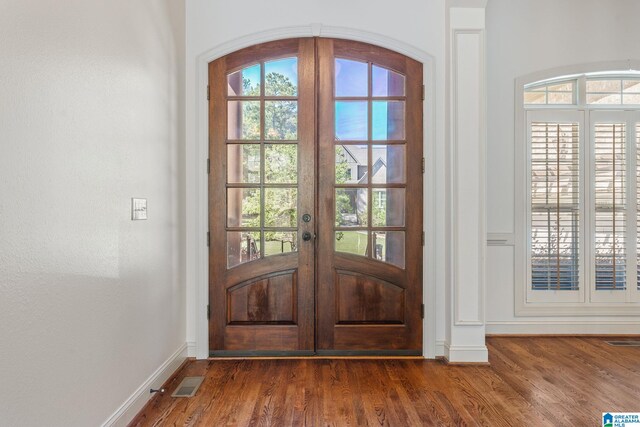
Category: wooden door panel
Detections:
[
  {"x1": 227, "y1": 271, "x2": 297, "y2": 324},
  {"x1": 316, "y1": 38, "x2": 423, "y2": 354},
  {"x1": 335, "y1": 271, "x2": 405, "y2": 324},
  {"x1": 333, "y1": 326, "x2": 411, "y2": 349},
  {"x1": 209, "y1": 38, "x2": 316, "y2": 355},
  {"x1": 223, "y1": 325, "x2": 300, "y2": 351}
]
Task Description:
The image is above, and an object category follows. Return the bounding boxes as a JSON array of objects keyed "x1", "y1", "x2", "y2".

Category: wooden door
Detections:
[
  {"x1": 209, "y1": 38, "x2": 423, "y2": 356},
  {"x1": 316, "y1": 39, "x2": 423, "y2": 354},
  {"x1": 209, "y1": 39, "x2": 316, "y2": 355}
]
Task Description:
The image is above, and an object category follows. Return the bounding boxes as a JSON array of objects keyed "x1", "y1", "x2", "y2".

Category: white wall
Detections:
[
  {"x1": 485, "y1": 0, "x2": 640, "y2": 332},
  {"x1": 185, "y1": 0, "x2": 447, "y2": 357},
  {"x1": 0, "y1": 1, "x2": 186, "y2": 425}
]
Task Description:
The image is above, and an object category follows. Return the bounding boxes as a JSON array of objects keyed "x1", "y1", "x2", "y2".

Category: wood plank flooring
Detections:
[{"x1": 130, "y1": 337, "x2": 640, "y2": 426}]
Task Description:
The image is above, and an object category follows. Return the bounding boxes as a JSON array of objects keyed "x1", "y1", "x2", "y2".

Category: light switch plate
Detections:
[{"x1": 131, "y1": 198, "x2": 147, "y2": 220}]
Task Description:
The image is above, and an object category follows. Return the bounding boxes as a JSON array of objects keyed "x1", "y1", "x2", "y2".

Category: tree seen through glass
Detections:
[{"x1": 234, "y1": 68, "x2": 299, "y2": 257}]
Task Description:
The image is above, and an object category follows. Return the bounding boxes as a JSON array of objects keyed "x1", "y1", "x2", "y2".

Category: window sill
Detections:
[{"x1": 515, "y1": 301, "x2": 640, "y2": 317}]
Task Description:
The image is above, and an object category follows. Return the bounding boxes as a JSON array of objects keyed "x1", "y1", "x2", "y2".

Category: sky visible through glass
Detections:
[
  {"x1": 235, "y1": 58, "x2": 298, "y2": 96},
  {"x1": 238, "y1": 58, "x2": 397, "y2": 140},
  {"x1": 335, "y1": 59, "x2": 398, "y2": 141},
  {"x1": 265, "y1": 58, "x2": 298, "y2": 87}
]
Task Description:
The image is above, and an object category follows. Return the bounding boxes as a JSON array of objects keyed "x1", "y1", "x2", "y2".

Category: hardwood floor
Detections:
[{"x1": 130, "y1": 337, "x2": 640, "y2": 426}]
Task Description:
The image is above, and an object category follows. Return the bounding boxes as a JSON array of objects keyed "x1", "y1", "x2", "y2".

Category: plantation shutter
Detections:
[
  {"x1": 530, "y1": 122, "x2": 580, "y2": 291},
  {"x1": 593, "y1": 123, "x2": 627, "y2": 291},
  {"x1": 637, "y1": 123, "x2": 640, "y2": 292}
]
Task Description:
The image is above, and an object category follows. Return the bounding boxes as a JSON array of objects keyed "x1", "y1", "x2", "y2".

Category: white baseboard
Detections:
[
  {"x1": 187, "y1": 341, "x2": 197, "y2": 357},
  {"x1": 435, "y1": 340, "x2": 446, "y2": 357},
  {"x1": 102, "y1": 342, "x2": 188, "y2": 427},
  {"x1": 486, "y1": 321, "x2": 640, "y2": 335},
  {"x1": 444, "y1": 342, "x2": 489, "y2": 363}
]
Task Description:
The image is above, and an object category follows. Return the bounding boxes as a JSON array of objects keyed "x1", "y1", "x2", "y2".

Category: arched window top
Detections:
[{"x1": 524, "y1": 70, "x2": 640, "y2": 107}]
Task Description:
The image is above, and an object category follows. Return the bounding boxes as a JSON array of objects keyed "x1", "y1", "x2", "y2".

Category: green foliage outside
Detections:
[
  {"x1": 235, "y1": 71, "x2": 387, "y2": 255},
  {"x1": 238, "y1": 72, "x2": 298, "y2": 251}
]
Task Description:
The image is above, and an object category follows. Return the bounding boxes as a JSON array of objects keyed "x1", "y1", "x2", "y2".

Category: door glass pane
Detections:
[
  {"x1": 335, "y1": 231, "x2": 368, "y2": 256},
  {"x1": 264, "y1": 231, "x2": 297, "y2": 257},
  {"x1": 265, "y1": 57, "x2": 298, "y2": 96},
  {"x1": 372, "y1": 145, "x2": 405, "y2": 184},
  {"x1": 335, "y1": 188, "x2": 368, "y2": 227},
  {"x1": 335, "y1": 101, "x2": 368, "y2": 140},
  {"x1": 227, "y1": 64, "x2": 261, "y2": 96},
  {"x1": 335, "y1": 59, "x2": 368, "y2": 97},
  {"x1": 373, "y1": 231, "x2": 405, "y2": 269},
  {"x1": 227, "y1": 144, "x2": 260, "y2": 184},
  {"x1": 227, "y1": 188, "x2": 260, "y2": 227},
  {"x1": 372, "y1": 65, "x2": 405, "y2": 97},
  {"x1": 372, "y1": 188, "x2": 405, "y2": 227},
  {"x1": 228, "y1": 101, "x2": 260, "y2": 140},
  {"x1": 227, "y1": 231, "x2": 261, "y2": 268},
  {"x1": 264, "y1": 188, "x2": 297, "y2": 227},
  {"x1": 265, "y1": 144, "x2": 297, "y2": 183},
  {"x1": 372, "y1": 101, "x2": 405, "y2": 140},
  {"x1": 336, "y1": 145, "x2": 368, "y2": 184},
  {"x1": 265, "y1": 101, "x2": 297, "y2": 140}
]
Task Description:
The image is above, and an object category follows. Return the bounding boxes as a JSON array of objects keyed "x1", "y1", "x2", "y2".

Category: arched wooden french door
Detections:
[{"x1": 209, "y1": 38, "x2": 423, "y2": 356}]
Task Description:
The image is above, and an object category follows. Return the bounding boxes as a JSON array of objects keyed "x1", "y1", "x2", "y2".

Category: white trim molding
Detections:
[
  {"x1": 444, "y1": 342, "x2": 489, "y2": 364},
  {"x1": 189, "y1": 25, "x2": 438, "y2": 359},
  {"x1": 445, "y1": 5, "x2": 488, "y2": 363},
  {"x1": 487, "y1": 232, "x2": 514, "y2": 246},
  {"x1": 487, "y1": 320, "x2": 640, "y2": 335},
  {"x1": 451, "y1": 29, "x2": 486, "y2": 327},
  {"x1": 102, "y1": 343, "x2": 188, "y2": 427},
  {"x1": 187, "y1": 341, "x2": 197, "y2": 357}
]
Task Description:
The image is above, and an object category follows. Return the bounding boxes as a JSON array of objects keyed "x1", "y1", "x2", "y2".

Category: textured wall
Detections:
[{"x1": 0, "y1": 0, "x2": 185, "y2": 425}]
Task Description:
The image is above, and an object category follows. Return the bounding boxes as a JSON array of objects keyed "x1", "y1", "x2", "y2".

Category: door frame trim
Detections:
[{"x1": 191, "y1": 24, "x2": 437, "y2": 359}]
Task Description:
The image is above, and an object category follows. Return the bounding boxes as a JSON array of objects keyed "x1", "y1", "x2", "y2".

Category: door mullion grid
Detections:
[
  {"x1": 367, "y1": 62, "x2": 373, "y2": 258},
  {"x1": 259, "y1": 61, "x2": 266, "y2": 255}
]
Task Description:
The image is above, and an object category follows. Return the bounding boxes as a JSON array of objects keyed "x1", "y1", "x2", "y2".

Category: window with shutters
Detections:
[
  {"x1": 517, "y1": 70, "x2": 640, "y2": 314},
  {"x1": 530, "y1": 122, "x2": 580, "y2": 291}
]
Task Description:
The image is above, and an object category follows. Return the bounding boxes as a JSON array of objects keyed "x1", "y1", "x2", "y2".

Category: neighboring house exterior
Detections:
[{"x1": 338, "y1": 145, "x2": 388, "y2": 226}]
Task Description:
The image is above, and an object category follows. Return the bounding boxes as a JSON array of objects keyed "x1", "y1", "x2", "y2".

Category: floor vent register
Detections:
[{"x1": 171, "y1": 376, "x2": 205, "y2": 398}]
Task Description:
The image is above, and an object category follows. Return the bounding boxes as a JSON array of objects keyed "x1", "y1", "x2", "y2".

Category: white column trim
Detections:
[
  {"x1": 446, "y1": 4, "x2": 488, "y2": 363},
  {"x1": 451, "y1": 28, "x2": 486, "y2": 326},
  {"x1": 444, "y1": 342, "x2": 489, "y2": 364}
]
